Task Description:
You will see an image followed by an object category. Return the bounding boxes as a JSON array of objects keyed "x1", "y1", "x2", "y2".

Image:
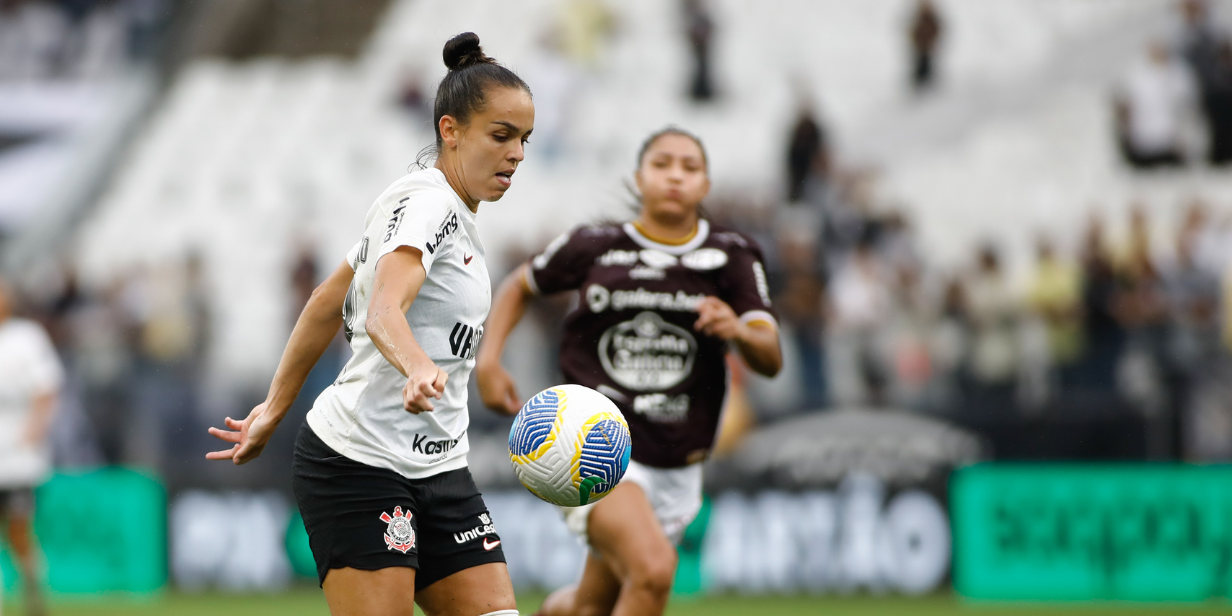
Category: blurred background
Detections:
[{"x1": 2, "y1": 0, "x2": 1232, "y2": 613}]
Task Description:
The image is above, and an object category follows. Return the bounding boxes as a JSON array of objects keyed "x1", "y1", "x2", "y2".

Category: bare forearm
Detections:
[
  {"x1": 24, "y1": 391, "x2": 56, "y2": 444},
  {"x1": 264, "y1": 261, "x2": 353, "y2": 421},
  {"x1": 265, "y1": 298, "x2": 343, "y2": 418},
  {"x1": 734, "y1": 324, "x2": 782, "y2": 377},
  {"x1": 368, "y1": 306, "x2": 431, "y2": 378},
  {"x1": 477, "y1": 265, "x2": 532, "y2": 368}
]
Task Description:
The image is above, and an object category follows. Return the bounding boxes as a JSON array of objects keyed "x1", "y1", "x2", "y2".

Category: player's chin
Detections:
[{"x1": 482, "y1": 183, "x2": 512, "y2": 202}]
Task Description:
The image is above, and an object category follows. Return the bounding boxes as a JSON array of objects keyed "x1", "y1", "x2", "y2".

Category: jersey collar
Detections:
[{"x1": 622, "y1": 219, "x2": 710, "y2": 256}]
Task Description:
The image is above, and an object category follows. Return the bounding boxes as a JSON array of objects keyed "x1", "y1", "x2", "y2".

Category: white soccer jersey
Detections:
[
  {"x1": 0, "y1": 318, "x2": 63, "y2": 488},
  {"x1": 307, "y1": 168, "x2": 491, "y2": 479}
]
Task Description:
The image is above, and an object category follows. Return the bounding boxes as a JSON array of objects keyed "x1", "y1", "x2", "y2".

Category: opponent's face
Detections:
[
  {"x1": 440, "y1": 86, "x2": 534, "y2": 206},
  {"x1": 636, "y1": 134, "x2": 710, "y2": 224}
]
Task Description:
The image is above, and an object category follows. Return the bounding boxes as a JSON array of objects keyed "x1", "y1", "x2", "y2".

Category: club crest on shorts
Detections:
[{"x1": 380, "y1": 507, "x2": 416, "y2": 554}]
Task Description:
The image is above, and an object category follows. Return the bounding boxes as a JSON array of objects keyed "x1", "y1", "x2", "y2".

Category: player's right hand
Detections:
[
  {"x1": 476, "y1": 361, "x2": 521, "y2": 416},
  {"x1": 404, "y1": 363, "x2": 448, "y2": 413},
  {"x1": 205, "y1": 402, "x2": 279, "y2": 465}
]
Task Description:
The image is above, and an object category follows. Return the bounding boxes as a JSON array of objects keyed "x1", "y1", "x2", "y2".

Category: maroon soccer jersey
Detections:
[{"x1": 526, "y1": 219, "x2": 778, "y2": 468}]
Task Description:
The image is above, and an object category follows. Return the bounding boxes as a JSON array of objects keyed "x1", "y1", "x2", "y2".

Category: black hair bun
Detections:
[{"x1": 443, "y1": 32, "x2": 491, "y2": 71}]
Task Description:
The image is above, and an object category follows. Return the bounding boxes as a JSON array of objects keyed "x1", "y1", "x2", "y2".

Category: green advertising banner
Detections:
[
  {"x1": 952, "y1": 464, "x2": 1232, "y2": 602},
  {"x1": 0, "y1": 468, "x2": 166, "y2": 596}
]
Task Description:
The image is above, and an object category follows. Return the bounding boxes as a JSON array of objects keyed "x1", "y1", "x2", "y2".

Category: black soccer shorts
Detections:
[{"x1": 291, "y1": 422, "x2": 505, "y2": 590}]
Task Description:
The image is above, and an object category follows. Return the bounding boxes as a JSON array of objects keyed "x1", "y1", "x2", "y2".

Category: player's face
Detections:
[
  {"x1": 453, "y1": 86, "x2": 534, "y2": 204},
  {"x1": 636, "y1": 134, "x2": 710, "y2": 224}
]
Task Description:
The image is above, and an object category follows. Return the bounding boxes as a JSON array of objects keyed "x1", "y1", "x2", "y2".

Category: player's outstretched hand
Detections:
[
  {"x1": 404, "y1": 363, "x2": 448, "y2": 413},
  {"x1": 476, "y1": 361, "x2": 521, "y2": 416},
  {"x1": 205, "y1": 402, "x2": 279, "y2": 465},
  {"x1": 694, "y1": 296, "x2": 743, "y2": 341}
]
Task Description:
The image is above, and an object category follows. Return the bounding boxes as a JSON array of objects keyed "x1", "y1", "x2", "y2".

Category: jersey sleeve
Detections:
[
  {"x1": 719, "y1": 235, "x2": 779, "y2": 329},
  {"x1": 525, "y1": 226, "x2": 601, "y2": 295},
  {"x1": 375, "y1": 189, "x2": 457, "y2": 276},
  {"x1": 21, "y1": 323, "x2": 63, "y2": 394}
]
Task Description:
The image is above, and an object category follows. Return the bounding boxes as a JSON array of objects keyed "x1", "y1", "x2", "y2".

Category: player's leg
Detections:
[
  {"x1": 411, "y1": 468, "x2": 516, "y2": 616},
  {"x1": 586, "y1": 482, "x2": 677, "y2": 616},
  {"x1": 3, "y1": 491, "x2": 44, "y2": 616},
  {"x1": 536, "y1": 552, "x2": 621, "y2": 616},
  {"x1": 322, "y1": 567, "x2": 418, "y2": 616},
  {"x1": 414, "y1": 562, "x2": 517, "y2": 616},
  {"x1": 292, "y1": 423, "x2": 420, "y2": 616}
]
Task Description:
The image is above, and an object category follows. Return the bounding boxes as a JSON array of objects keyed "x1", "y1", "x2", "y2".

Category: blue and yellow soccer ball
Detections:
[{"x1": 508, "y1": 384, "x2": 632, "y2": 507}]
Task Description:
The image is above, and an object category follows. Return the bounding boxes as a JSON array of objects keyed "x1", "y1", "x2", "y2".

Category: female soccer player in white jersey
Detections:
[
  {"x1": 207, "y1": 33, "x2": 530, "y2": 616},
  {"x1": 477, "y1": 128, "x2": 783, "y2": 616}
]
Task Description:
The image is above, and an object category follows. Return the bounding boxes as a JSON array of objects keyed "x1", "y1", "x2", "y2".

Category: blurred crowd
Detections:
[
  {"x1": 0, "y1": 0, "x2": 169, "y2": 81},
  {"x1": 1116, "y1": 0, "x2": 1232, "y2": 168},
  {"x1": 1, "y1": 0, "x2": 1231, "y2": 500}
]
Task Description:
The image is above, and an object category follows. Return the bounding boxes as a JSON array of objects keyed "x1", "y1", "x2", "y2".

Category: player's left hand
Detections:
[
  {"x1": 694, "y1": 296, "x2": 746, "y2": 342},
  {"x1": 205, "y1": 402, "x2": 279, "y2": 465}
]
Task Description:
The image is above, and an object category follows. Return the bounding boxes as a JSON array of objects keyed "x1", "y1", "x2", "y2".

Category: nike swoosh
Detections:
[
  {"x1": 483, "y1": 537, "x2": 501, "y2": 551},
  {"x1": 464, "y1": 254, "x2": 473, "y2": 265}
]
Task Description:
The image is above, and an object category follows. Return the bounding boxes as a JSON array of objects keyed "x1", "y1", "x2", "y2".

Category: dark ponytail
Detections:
[{"x1": 417, "y1": 32, "x2": 531, "y2": 168}]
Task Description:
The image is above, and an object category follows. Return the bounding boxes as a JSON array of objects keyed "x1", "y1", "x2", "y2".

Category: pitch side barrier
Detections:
[{"x1": 952, "y1": 463, "x2": 1232, "y2": 602}]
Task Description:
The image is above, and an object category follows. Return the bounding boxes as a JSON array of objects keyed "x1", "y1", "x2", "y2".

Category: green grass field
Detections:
[{"x1": 5, "y1": 590, "x2": 1232, "y2": 616}]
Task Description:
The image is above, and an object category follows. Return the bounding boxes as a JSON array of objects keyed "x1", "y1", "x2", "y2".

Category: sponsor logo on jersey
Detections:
[
  {"x1": 752, "y1": 261, "x2": 772, "y2": 306},
  {"x1": 483, "y1": 537, "x2": 501, "y2": 551},
  {"x1": 463, "y1": 253, "x2": 473, "y2": 265},
  {"x1": 384, "y1": 204, "x2": 407, "y2": 242},
  {"x1": 412, "y1": 434, "x2": 460, "y2": 455},
  {"x1": 380, "y1": 506, "x2": 416, "y2": 554},
  {"x1": 453, "y1": 513, "x2": 499, "y2": 544},
  {"x1": 681, "y1": 247, "x2": 728, "y2": 270},
  {"x1": 585, "y1": 284, "x2": 705, "y2": 313},
  {"x1": 638, "y1": 249, "x2": 678, "y2": 269},
  {"x1": 596, "y1": 249, "x2": 639, "y2": 267},
  {"x1": 632, "y1": 393, "x2": 690, "y2": 423},
  {"x1": 448, "y1": 322, "x2": 483, "y2": 359},
  {"x1": 629, "y1": 266, "x2": 666, "y2": 280},
  {"x1": 598, "y1": 311, "x2": 697, "y2": 391},
  {"x1": 425, "y1": 212, "x2": 459, "y2": 255}
]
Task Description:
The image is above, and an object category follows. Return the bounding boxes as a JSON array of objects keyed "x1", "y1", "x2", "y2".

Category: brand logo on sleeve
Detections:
[
  {"x1": 384, "y1": 205, "x2": 407, "y2": 242},
  {"x1": 425, "y1": 212, "x2": 459, "y2": 255}
]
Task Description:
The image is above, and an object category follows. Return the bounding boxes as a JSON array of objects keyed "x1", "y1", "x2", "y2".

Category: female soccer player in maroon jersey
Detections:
[{"x1": 477, "y1": 128, "x2": 782, "y2": 616}]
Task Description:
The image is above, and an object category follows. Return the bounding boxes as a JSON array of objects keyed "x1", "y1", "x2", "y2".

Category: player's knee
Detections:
[{"x1": 628, "y1": 547, "x2": 677, "y2": 597}]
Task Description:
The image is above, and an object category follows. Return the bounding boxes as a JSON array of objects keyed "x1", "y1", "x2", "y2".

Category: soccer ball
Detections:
[{"x1": 508, "y1": 384, "x2": 632, "y2": 507}]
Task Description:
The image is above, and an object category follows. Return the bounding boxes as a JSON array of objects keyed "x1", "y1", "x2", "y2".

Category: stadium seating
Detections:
[{"x1": 76, "y1": 0, "x2": 1229, "y2": 387}]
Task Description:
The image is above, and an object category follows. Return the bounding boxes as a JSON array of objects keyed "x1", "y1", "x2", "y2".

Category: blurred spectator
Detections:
[
  {"x1": 1076, "y1": 217, "x2": 1126, "y2": 391},
  {"x1": 1204, "y1": 41, "x2": 1232, "y2": 164},
  {"x1": 523, "y1": 30, "x2": 580, "y2": 163},
  {"x1": 396, "y1": 67, "x2": 430, "y2": 121},
  {"x1": 771, "y1": 227, "x2": 827, "y2": 409},
  {"x1": 827, "y1": 236, "x2": 892, "y2": 406},
  {"x1": 963, "y1": 245, "x2": 1019, "y2": 409},
  {"x1": 683, "y1": 0, "x2": 715, "y2": 102},
  {"x1": 908, "y1": 0, "x2": 942, "y2": 92},
  {"x1": 0, "y1": 275, "x2": 62, "y2": 616},
  {"x1": 1117, "y1": 41, "x2": 1196, "y2": 168},
  {"x1": 785, "y1": 100, "x2": 830, "y2": 204},
  {"x1": 1175, "y1": 0, "x2": 1231, "y2": 164},
  {"x1": 1026, "y1": 237, "x2": 1083, "y2": 381},
  {"x1": 0, "y1": 0, "x2": 66, "y2": 81},
  {"x1": 558, "y1": 0, "x2": 615, "y2": 71}
]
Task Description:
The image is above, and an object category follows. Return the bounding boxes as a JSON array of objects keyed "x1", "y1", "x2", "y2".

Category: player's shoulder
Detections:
[
  {"x1": 382, "y1": 169, "x2": 457, "y2": 213},
  {"x1": 704, "y1": 221, "x2": 763, "y2": 255},
  {"x1": 0, "y1": 318, "x2": 53, "y2": 348}
]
